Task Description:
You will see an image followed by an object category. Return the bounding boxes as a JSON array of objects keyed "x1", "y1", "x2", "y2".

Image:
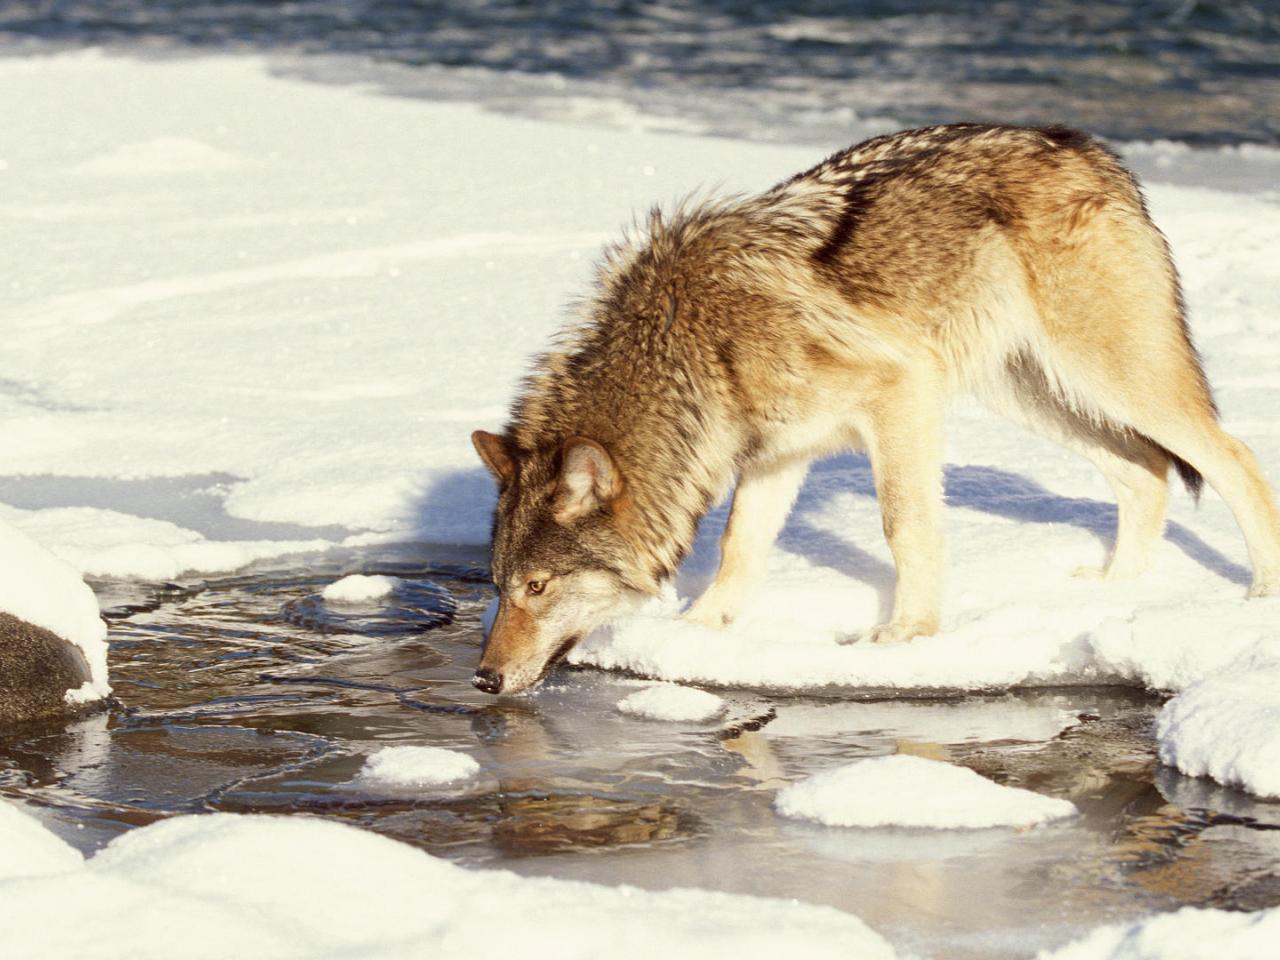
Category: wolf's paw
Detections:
[
  {"x1": 1072, "y1": 565, "x2": 1107, "y2": 581},
  {"x1": 1247, "y1": 574, "x2": 1280, "y2": 599},
  {"x1": 855, "y1": 620, "x2": 935, "y2": 645},
  {"x1": 681, "y1": 593, "x2": 737, "y2": 629}
]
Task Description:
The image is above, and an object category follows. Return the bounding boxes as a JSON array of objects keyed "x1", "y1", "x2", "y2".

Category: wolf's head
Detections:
[{"x1": 470, "y1": 430, "x2": 651, "y2": 694}]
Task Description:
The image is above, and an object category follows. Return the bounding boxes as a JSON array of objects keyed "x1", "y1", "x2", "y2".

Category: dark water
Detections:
[
  {"x1": 2, "y1": 1, "x2": 1279, "y2": 145},
  {"x1": 3, "y1": 546, "x2": 1280, "y2": 958}
]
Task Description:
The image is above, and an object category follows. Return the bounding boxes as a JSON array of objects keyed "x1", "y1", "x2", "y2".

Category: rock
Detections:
[{"x1": 0, "y1": 612, "x2": 94, "y2": 727}]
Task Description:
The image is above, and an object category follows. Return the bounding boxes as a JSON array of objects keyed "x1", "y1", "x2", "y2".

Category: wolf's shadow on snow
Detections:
[
  {"x1": 419, "y1": 452, "x2": 1250, "y2": 595},
  {"x1": 785, "y1": 453, "x2": 1250, "y2": 590}
]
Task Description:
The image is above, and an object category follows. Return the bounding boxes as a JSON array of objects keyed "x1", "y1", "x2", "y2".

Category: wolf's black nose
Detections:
[{"x1": 473, "y1": 668, "x2": 503, "y2": 695}]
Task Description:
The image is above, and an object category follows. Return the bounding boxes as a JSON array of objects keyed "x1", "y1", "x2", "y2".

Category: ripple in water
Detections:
[{"x1": 280, "y1": 578, "x2": 456, "y2": 636}]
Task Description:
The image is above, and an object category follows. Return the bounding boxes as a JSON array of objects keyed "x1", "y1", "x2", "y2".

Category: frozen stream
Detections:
[{"x1": 2, "y1": 546, "x2": 1279, "y2": 958}]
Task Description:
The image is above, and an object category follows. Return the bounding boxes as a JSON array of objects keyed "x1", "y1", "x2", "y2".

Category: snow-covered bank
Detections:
[
  {"x1": 0, "y1": 802, "x2": 898, "y2": 960},
  {"x1": 1154, "y1": 639, "x2": 1280, "y2": 800},
  {"x1": 4, "y1": 52, "x2": 1278, "y2": 576}
]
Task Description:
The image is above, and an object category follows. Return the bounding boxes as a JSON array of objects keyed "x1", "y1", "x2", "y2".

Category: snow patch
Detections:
[
  {"x1": 0, "y1": 803, "x2": 899, "y2": 960},
  {"x1": 775, "y1": 755, "x2": 1077, "y2": 830},
  {"x1": 0, "y1": 801, "x2": 83, "y2": 880},
  {"x1": 1040, "y1": 904, "x2": 1280, "y2": 960},
  {"x1": 1156, "y1": 638, "x2": 1280, "y2": 799},
  {"x1": 574, "y1": 596, "x2": 1116, "y2": 693},
  {"x1": 322, "y1": 574, "x2": 400, "y2": 604},
  {"x1": 76, "y1": 137, "x2": 245, "y2": 176},
  {"x1": 617, "y1": 684, "x2": 726, "y2": 722},
  {"x1": 1, "y1": 504, "x2": 327, "y2": 581},
  {"x1": 358, "y1": 746, "x2": 479, "y2": 788}
]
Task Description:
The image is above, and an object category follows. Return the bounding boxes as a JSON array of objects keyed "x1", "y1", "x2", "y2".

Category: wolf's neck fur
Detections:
[
  {"x1": 503, "y1": 184, "x2": 852, "y2": 590},
  {"x1": 506, "y1": 209, "x2": 778, "y2": 589}
]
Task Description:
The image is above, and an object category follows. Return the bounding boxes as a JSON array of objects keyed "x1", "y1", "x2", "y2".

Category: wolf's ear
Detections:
[
  {"x1": 472, "y1": 430, "x2": 516, "y2": 485},
  {"x1": 553, "y1": 437, "x2": 623, "y2": 523}
]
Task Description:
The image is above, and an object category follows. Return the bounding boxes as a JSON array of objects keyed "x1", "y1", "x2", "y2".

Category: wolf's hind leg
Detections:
[
  {"x1": 1038, "y1": 309, "x2": 1280, "y2": 595},
  {"x1": 991, "y1": 356, "x2": 1170, "y2": 580},
  {"x1": 683, "y1": 458, "x2": 809, "y2": 628},
  {"x1": 1125, "y1": 408, "x2": 1280, "y2": 596},
  {"x1": 1072, "y1": 444, "x2": 1168, "y2": 580}
]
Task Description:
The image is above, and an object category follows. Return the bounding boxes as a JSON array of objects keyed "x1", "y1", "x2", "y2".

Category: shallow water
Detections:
[
  {"x1": 3, "y1": 1, "x2": 1279, "y2": 145},
  {"x1": 2, "y1": 546, "x2": 1279, "y2": 958}
]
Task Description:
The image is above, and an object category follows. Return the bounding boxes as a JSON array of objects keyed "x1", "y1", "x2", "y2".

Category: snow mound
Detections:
[
  {"x1": 358, "y1": 746, "x2": 479, "y2": 787},
  {"x1": 1156, "y1": 638, "x2": 1280, "y2": 799},
  {"x1": 1040, "y1": 904, "x2": 1280, "y2": 960},
  {"x1": 775, "y1": 755, "x2": 1077, "y2": 830},
  {"x1": 76, "y1": 137, "x2": 245, "y2": 176},
  {"x1": 0, "y1": 801, "x2": 83, "y2": 880},
  {"x1": 617, "y1": 684, "x2": 726, "y2": 721},
  {"x1": 322, "y1": 574, "x2": 400, "y2": 604},
  {"x1": 0, "y1": 802, "x2": 899, "y2": 960},
  {"x1": 0, "y1": 519, "x2": 110, "y2": 704}
]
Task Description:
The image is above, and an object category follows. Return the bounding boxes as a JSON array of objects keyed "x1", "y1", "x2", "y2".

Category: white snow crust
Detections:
[
  {"x1": 0, "y1": 503, "x2": 328, "y2": 581},
  {"x1": 616, "y1": 684, "x2": 726, "y2": 721},
  {"x1": 1154, "y1": 638, "x2": 1280, "y2": 799},
  {"x1": 358, "y1": 746, "x2": 480, "y2": 787},
  {"x1": 0, "y1": 801, "x2": 898, "y2": 960},
  {"x1": 322, "y1": 574, "x2": 400, "y2": 604},
  {"x1": 1040, "y1": 904, "x2": 1280, "y2": 960},
  {"x1": 774, "y1": 755, "x2": 1077, "y2": 830},
  {"x1": 0, "y1": 519, "x2": 111, "y2": 704}
]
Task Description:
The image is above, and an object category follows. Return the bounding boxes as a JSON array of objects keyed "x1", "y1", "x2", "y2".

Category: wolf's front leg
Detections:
[
  {"x1": 683, "y1": 459, "x2": 809, "y2": 628},
  {"x1": 859, "y1": 375, "x2": 946, "y2": 644}
]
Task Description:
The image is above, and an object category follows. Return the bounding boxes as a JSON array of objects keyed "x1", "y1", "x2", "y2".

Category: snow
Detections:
[
  {"x1": 0, "y1": 518, "x2": 110, "y2": 704},
  {"x1": 616, "y1": 684, "x2": 726, "y2": 721},
  {"x1": 74, "y1": 136, "x2": 246, "y2": 176},
  {"x1": 357, "y1": 745, "x2": 480, "y2": 787},
  {"x1": 322, "y1": 574, "x2": 400, "y2": 604},
  {"x1": 0, "y1": 801, "x2": 899, "y2": 960},
  {"x1": 1155, "y1": 639, "x2": 1280, "y2": 799},
  {"x1": 1040, "y1": 905, "x2": 1280, "y2": 960},
  {"x1": 774, "y1": 755, "x2": 1077, "y2": 829},
  {"x1": 0, "y1": 801, "x2": 84, "y2": 880},
  {"x1": 0, "y1": 503, "x2": 328, "y2": 581},
  {"x1": 1, "y1": 51, "x2": 1279, "y2": 802}
]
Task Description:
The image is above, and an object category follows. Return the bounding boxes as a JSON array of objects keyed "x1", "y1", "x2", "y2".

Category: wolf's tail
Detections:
[{"x1": 1166, "y1": 451, "x2": 1204, "y2": 502}]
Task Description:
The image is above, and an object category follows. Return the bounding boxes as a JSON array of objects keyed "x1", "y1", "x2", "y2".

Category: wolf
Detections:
[{"x1": 470, "y1": 122, "x2": 1280, "y2": 695}]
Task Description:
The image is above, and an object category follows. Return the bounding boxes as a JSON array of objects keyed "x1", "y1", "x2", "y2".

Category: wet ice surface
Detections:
[{"x1": 3, "y1": 547, "x2": 1279, "y2": 960}]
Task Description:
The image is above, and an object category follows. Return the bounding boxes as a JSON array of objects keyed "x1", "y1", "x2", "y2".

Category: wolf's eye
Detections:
[{"x1": 527, "y1": 579, "x2": 547, "y2": 595}]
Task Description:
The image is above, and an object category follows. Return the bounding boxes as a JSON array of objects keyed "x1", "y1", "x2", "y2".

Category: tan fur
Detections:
[{"x1": 472, "y1": 123, "x2": 1280, "y2": 694}]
